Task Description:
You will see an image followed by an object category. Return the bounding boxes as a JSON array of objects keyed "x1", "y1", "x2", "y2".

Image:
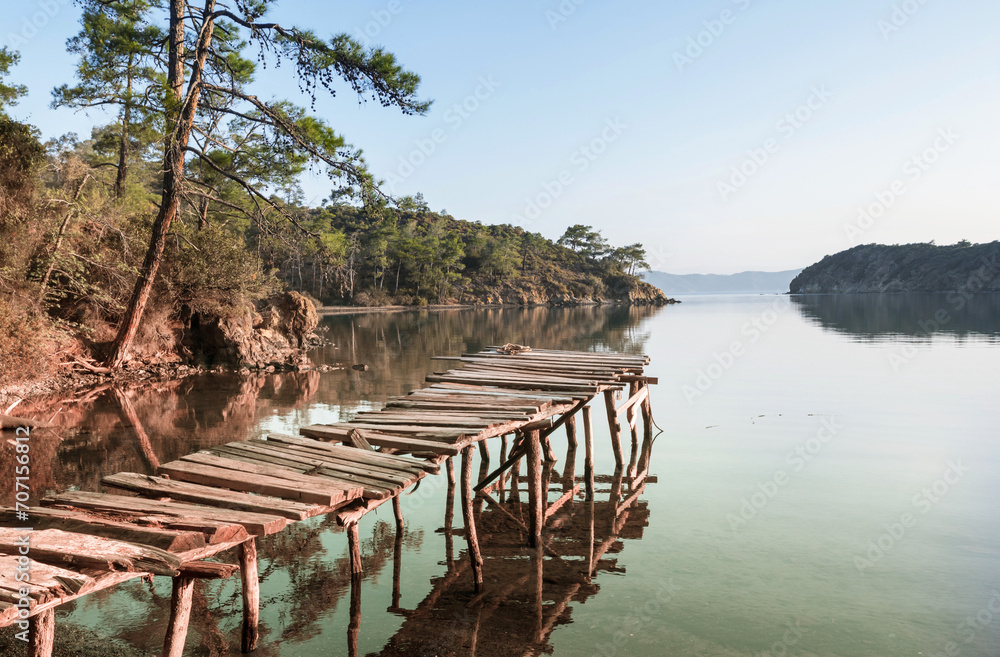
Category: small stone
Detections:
[{"x1": 352, "y1": 363, "x2": 369, "y2": 372}]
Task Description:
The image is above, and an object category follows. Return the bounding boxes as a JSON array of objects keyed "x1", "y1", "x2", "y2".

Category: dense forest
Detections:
[
  {"x1": 0, "y1": 2, "x2": 663, "y2": 389},
  {"x1": 789, "y1": 241, "x2": 1000, "y2": 294}
]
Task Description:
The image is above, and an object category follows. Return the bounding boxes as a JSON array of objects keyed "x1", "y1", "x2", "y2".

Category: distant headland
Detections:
[{"x1": 789, "y1": 242, "x2": 1000, "y2": 294}]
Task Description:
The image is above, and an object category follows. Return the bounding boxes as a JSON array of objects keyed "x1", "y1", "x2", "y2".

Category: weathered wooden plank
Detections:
[
  {"x1": 202, "y1": 447, "x2": 394, "y2": 499},
  {"x1": 0, "y1": 507, "x2": 205, "y2": 553},
  {"x1": 101, "y1": 473, "x2": 323, "y2": 521},
  {"x1": 176, "y1": 560, "x2": 239, "y2": 579},
  {"x1": 300, "y1": 425, "x2": 463, "y2": 455},
  {"x1": 0, "y1": 556, "x2": 95, "y2": 607},
  {"x1": 211, "y1": 444, "x2": 413, "y2": 491},
  {"x1": 0, "y1": 528, "x2": 181, "y2": 576},
  {"x1": 615, "y1": 384, "x2": 649, "y2": 417},
  {"x1": 226, "y1": 442, "x2": 416, "y2": 484},
  {"x1": 264, "y1": 434, "x2": 440, "y2": 473},
  {"x1": 43, "y1": 491, "x2": 286, "y2": 536},
  {"x1": 161, "y1": 459, "x2": 345, "y2": 506},
  {"x1": 172, "y1": 453, "x2": 362, "y2": 500},
  {"x1": 428, "y1": 382, "x2": 594, "y2": 399}
]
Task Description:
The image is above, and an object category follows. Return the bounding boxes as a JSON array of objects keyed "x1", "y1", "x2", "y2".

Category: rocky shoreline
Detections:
[{"x1": 1, "y1": 294, "x2": 678, "y2": 408}]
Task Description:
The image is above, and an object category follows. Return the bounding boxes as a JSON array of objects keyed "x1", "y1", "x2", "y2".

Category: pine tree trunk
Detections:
[
  {"x1": 114, "y1": 54, "x2": 135, "y2": 199},
  {"x1": 105, "y1": 0, "x2": 215, "y2": 369}
]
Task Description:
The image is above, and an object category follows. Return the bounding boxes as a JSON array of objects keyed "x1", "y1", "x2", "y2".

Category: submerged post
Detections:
[
  {"x1": 603, "y1": 389, "x2": 624, "y2": 469},
  {"x1": 392, "y1": 496, "x2": 404, "y2": 533},
  {"x1": 639, "y1": 382, "x2": 654, "y2": 472},
  {"x1": 240, "y1": 537, "x2": 260, "y2": 653},
  {"x1": 461, "y1": 444, "x2": 484, "y2": 591},
  {"x1": 565, "y1": 414, "x2": 578, "y2": 449},
  {"x1": 526, "y1": 428, "x2": 543, "y2": 547},
  {"x1": 583, "y1": 405, "x2": 595, "y2": 502},
  {"x1": 626, "y1": 382, "x2": 639, "y2": 478},
  {"x1": 162, "y1": 577, "x2": 195, "y2": 657},
  {"x1": 348, "y1": 573, "x2": 362, "y2": 657},
  {"x1": 348, "y1": 523, "x2": 363, "y2": 575},
  {"x1": 28, "y1": 608, "x2": 55, "y2": 657}
]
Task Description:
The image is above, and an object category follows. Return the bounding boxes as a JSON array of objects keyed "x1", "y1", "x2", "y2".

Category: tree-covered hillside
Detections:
[
  {"x1": 789, "y1": 241, "x2": 1000, "y2": 293},
  {"x1": 0, "y1": 5, "x2": 664, "y2": 387}
]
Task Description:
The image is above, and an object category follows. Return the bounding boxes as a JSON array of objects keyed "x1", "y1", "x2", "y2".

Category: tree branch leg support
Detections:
[
  {"x1": 603, "y1": 389, "x2": 624, "y2": 469},
  {"x1": 28, "y1": 608, "x2": 55, "y2": 657},
  {"x1": 461, "y1": 444, "x2": 484, "y2": 592},
  {"x1": 162, "y1": 577, "x2": 195, "y2": 657},
  {"x1": 240, "y1": 537, "x2": 260, "y2": 653}
]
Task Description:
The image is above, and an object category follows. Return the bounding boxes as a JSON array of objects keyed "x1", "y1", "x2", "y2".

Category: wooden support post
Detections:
[
  {"x1": 162, "y1": 577, "x2": 195, "y2": 657},
  {"x1": 562, "y1": 434, "x2": 577, "y2": 492},
  {"x1": 603, "y1": 389, "x2": 624, "y2": 469},
  {"x1": 240, "y1": 537, "x2": 260, "y2": 653},
  {"x1": 583, "y1": 405, "x2": 595, "y2": 502},
  {"x1": 626, "y1": 382, "x2": 639, "y2": 478},
  {"x1": 446, "y1": 457, "x2": 456, "y2": 486},
  {"x1": 533, "y1": 541, "x2": 544, "y2": 643},
  {"x1": 28, "y1": 608, "x2": 55, "y2": 657},
  {"x1": 348, "y1": 573, "x2": 361, "y2": 657},
  {"x1": 542, "y1": 433, "x2": 557, "y2": 463},
  {"x1": 480, "y1": 438, "x2": 490, "y2": 462},
  {"x1": 508, "y1": 456, "x2": 521, "y2": 505},
  {"x1": 444, "y1": 466, "x2": 455, "y2": 569},
  {"x1": 499, "y1": 434, "x2": 508, "y2": 496},
  {"x1": 526, "y1": 429, "x2": 543, "y2": 548},
  {"x1": 392, "y1": 496, "x2": 404, "y2": 532},
  {"x1": 586, "y1": 491, "x2": 595, "y2": 581},
  {"x1": 565, "y1": 414, "x2": 578, "y2": 449},
  {"x1": 391, "y1": 522, "x2": 403, "y2": 611},
  {"x1": 348, "y1": 522, "x2": 363, "y2": 575},
  {"x1": 461, "y1": 445, "x2": 484, "y2": 592},
  {"x1": 639, "y1": 383, "x2": 654, "y2": 472}
]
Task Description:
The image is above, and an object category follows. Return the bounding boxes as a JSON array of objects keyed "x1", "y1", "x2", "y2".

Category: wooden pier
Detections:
[{"x1": 0, "y1": 346, "x2": 656, "y2": 656}]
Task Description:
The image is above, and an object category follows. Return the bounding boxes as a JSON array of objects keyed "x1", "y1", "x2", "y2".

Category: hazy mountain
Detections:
[{"x1": 642, "y1": 269, "x2": 802, "y2": 295}]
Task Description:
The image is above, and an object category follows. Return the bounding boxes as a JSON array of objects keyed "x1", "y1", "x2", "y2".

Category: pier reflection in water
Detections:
[{"x1": 0, "y1": 305, "x2": 662, "y2": 656}]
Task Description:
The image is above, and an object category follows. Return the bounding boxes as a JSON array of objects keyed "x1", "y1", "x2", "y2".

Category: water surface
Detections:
[{"x1": 2, "y1": 296, "x2": 999, "y2": 656}]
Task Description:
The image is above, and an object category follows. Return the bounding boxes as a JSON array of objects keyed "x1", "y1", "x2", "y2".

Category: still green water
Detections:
[{"x1": 23, "y1": 296, "x2": 1000, "y2": 655}]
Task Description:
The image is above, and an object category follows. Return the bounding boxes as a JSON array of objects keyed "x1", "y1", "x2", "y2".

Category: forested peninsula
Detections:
[
  {"x1": 0, "y1": 12, "x2": 666, "y2": 394},
  {"x1": 789, "y1": 242, "x2": 1000, "y2": 294}
]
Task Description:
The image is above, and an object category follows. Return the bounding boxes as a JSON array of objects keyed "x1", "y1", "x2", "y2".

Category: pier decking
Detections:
[{"x1": 1, "y1": 346, "x2": 656, "y2": 656}]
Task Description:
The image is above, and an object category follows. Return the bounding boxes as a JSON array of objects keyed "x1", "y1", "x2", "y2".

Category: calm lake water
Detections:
[{"x1": 3, "y1": 295, "x2": 1000, "y2": 656}]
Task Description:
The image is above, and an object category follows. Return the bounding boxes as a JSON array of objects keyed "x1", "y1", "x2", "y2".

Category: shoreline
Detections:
[{"x1": 316, "y1": 299, "x2": 679, "y2": 315}]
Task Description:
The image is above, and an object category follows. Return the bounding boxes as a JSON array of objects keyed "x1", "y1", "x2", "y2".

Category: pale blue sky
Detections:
[{"x1": 4, "y1": 0, "x2": 998, "y2": 273}]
